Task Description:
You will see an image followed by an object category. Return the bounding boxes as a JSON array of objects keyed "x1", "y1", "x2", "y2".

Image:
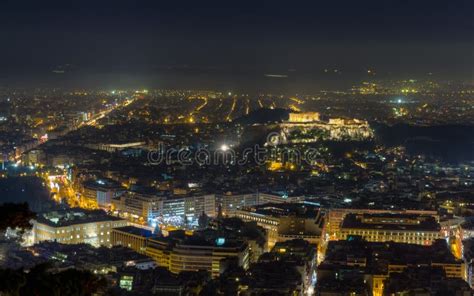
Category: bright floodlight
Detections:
[{"x1": 220, "y1": 144, "x2": 229, "y2": 151}]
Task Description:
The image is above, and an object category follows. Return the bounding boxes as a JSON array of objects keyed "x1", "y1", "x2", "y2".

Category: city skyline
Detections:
[{"x1": 0, "y1": 1, "x2": 473, "y2": 295}]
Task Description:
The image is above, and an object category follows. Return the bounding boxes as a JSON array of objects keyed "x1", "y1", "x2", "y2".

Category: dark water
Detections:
[{"x1": 0, "y1": 177, "x2": 53, "y2": 212}]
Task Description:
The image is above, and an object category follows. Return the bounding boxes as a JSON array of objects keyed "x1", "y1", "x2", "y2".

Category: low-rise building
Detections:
[
  {"x1": 244, "y1": 260, "x2": 304, "y2": 295},
  {"x1": 145, "y1": 230, "x2": 249, "y2": 278},
  {"x1": 462, "y1": 238, "x2": 474, "y2": 288},
  {"x1": 235, "y1": 202, "x2": 323, "y2": 249},
  {"x1": 81, "y1": 178, "x2": 125, "y2": 209},
  {"x1": 383, "y1": 266, "x2": 471, "y2": 296},
  {"x1": 32, "y1": 208, "x2": 128, "y2": 247},
  {"x1": 267, "y1": 239, "x2": 317, "y2": 293},
  {"x1": 218, "y1": 192, "x2": 289, "y2": 217},
  {"x1": 318, "y1": 237, "x2": 465, "y2": 296},
  {"x1": 338, "y1": 213, "x2": 442, "y2": 245},
  {"x1": 326, "y1": 208, "x2": 438, "y2": 240},
  {"x1": 112, "y1": 190, "x2": 164, "y2": 223},
  {"x1": 111, "y1": 226, "x2": 155, "y2": 254}
]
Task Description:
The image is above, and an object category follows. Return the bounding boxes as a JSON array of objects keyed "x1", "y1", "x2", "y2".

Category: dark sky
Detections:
[{"x1": 0, "y1": 0, "x2": 472, "y2": 91}]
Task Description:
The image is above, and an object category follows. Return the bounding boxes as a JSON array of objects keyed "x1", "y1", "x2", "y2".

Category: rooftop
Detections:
[
  {"x1": 148, "y1": 230, "x2": 247, "y2": 250},
  {"x1": 323, "y1": 238, "x2": 459, "y2": 267},
  {"x1": 35, "y1": 208, "x2": 124, "y2": 227},
  {"x1": 113, "y1": 226, "x2": 155, "y2": 238},
  {"x1": 83, "y1": 178, "x2": 124, "y2": 190},
  {"x1": 341, "y1": 213, "x2": 440, "y2": 232},
  {"x1": 244, "y1": 202, "x2": 319, "y2": 219}
]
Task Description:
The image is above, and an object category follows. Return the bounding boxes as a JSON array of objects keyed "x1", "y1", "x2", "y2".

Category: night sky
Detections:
[{"x1": 0, "y1": 0, "x2": 472, "y2": 91}]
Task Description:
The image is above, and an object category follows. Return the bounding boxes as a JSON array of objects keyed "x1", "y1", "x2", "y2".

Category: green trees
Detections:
[
  {"x1": 0, "y1": 202, "x2": 36, "y2": 232},
  {"x1": 0, "y1": 203, "x2": 107, "y2": 295}
]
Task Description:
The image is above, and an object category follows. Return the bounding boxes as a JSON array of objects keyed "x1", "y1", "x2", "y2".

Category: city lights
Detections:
[{"x1": 0, "y1": 1, "x2": 472, "y2": 294}]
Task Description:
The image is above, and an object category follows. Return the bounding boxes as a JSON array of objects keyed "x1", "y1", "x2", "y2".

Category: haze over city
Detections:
[
  {"x1": 0, "y1": 0, "x2": 472, "y2": 91},
  {"x1": 0, "y1": 1, "x2": 473, "y2": 296}
]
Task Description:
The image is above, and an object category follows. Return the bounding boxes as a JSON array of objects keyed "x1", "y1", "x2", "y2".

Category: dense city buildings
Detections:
[
  {"x1": 0, "y1": 1, "x2": 473, "y2": 294},
  {"x1": 1, "y1": 87, "x2": 473, "y2": 293},
  {"x1": 318, "y1": 237, "x2": 466, "y2": 296},
  {"x1": 268, "y1": 239, "x2": 317, "y2": 293},
  {"x1": 463, "y1": 238, "x2": 474, "y2": 289},
  {"x1": 236, "y1": 203, "x2": 323, "y2": 249},
  {"x1": 1, "y1": 85, "x2": 473, "y2": 294}
]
